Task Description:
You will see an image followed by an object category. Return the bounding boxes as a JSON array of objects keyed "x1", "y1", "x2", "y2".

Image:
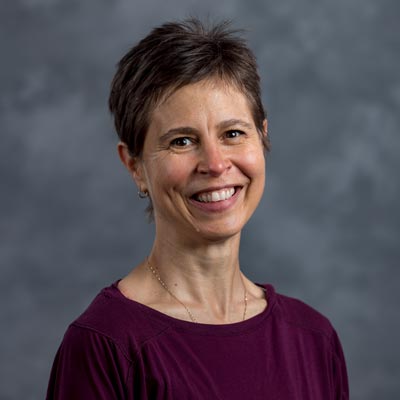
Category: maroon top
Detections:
[{"x1": 46, "y1": 282, "x2": 349, "y2": 399}]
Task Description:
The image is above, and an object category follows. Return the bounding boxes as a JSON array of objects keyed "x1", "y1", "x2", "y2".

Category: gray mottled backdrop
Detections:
[{"x1": 1, "y1": 0, "x2": 399, "y2": 398}]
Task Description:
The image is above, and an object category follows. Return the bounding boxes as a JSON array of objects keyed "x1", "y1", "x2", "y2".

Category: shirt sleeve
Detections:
[
  {"x1": 330, "y1": 329, "x2": 349, "y2": 400},
  {"x1": 46, "y1": 324, "x2": 132, "y2": 400}
]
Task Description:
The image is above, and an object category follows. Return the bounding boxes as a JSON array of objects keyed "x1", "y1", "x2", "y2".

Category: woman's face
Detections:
[{"x1": 134, "y1": 79, "x2": 266, "y2": 242}]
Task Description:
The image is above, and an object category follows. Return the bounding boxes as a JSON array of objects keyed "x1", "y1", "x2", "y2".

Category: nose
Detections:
[{"x1": 196, "y1": 141, "x2": 231, "y2": 176}]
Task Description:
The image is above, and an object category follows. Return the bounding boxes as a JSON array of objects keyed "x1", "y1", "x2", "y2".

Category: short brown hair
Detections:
[{"x1": 108, "y1": 18, "x2": 269, "y2": 158}]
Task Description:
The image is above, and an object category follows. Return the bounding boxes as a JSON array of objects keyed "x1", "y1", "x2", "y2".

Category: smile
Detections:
[{"x1": 194, "y1": 187, "x2": 236, "y2": 203}]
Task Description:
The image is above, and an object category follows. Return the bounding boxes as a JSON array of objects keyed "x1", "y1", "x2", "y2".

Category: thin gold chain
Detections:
[{"x1": 147, "y1": 259, "x2": 248, "y2": 323}]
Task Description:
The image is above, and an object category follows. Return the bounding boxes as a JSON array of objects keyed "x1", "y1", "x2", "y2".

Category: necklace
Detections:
[{"x1": 146, "y1": 259, "x2": 248, "y2": 323}]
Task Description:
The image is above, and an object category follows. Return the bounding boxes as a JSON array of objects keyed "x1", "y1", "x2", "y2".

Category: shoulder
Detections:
[
  {"x1": 261, "y1": 284, "x2": 349, "y2": 397},
  {"x1": 263, "y1": 284, "x2": 336, "y2": 341},
  {"x1": 278, "y1": 293, "x2": 333, "y2": 336},
  {"x1": 70, "y1": 282, "x2": 172, "y2": 354},
  {"x1": 47, "y1": 284, "x2": 156, "y2": 399},
  {"x1": 264, "y1": 284, "x2": 347, "y2": 365}
]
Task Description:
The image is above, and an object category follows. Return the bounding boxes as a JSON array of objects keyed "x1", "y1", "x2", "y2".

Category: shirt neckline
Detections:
[{"x1": 107, "y1": 281, "x2": 276, "y2": 336}]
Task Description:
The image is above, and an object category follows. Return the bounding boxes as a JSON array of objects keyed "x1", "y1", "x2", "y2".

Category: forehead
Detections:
[{"x1": 149, "y1": 79, "x2": 254, "y2": 129}]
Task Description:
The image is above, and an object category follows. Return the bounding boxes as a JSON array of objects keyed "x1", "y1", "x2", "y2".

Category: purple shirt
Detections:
[{"x1": 46, "y1": 283, "x2": 349, "y2": 399}]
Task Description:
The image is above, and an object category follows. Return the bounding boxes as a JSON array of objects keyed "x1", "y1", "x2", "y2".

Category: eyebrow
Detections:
[
  {"x1": 159, "y1": 119, "x2": 254, "y2": 143},
  {"x1": 217, "y1": 119, "x2": 254, "y2": 130}
]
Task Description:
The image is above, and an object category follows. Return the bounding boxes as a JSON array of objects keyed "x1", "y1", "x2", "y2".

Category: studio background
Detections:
[{"x1": 1, "y1": 0, "x2": 399, "y2": 399}]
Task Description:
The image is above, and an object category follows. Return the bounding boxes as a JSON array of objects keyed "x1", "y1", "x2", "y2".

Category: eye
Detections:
[
  {"x1": 225, "y1": 130, "x2": 245, "y2": 139},
  {"x1": 170, "y1": 137, "x2": 194, "y2": 147}
]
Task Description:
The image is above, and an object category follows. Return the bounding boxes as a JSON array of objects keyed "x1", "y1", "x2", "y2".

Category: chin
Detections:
[{"x1": 190, "y1": 220, "x2": 246, "y2": 242}]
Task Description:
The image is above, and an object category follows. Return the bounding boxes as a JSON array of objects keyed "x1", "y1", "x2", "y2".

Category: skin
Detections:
[{"x1": 118, "y1": 79, "x2": 268, "y2": 324}]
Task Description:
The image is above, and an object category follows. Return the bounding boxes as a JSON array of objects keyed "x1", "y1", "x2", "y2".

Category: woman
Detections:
[{"x1": 47, "y1": 18, "x2": 349, "y2": 399}]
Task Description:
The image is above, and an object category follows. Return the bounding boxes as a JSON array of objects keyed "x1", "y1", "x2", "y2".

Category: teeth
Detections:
[{"x1": 196, "y1": 188, "x2": 235, "y2": 203}]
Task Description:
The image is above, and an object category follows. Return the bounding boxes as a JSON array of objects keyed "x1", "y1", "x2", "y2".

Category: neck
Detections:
[{"x1": 146, "y1": 231, "x2": 245, "y2": 322}]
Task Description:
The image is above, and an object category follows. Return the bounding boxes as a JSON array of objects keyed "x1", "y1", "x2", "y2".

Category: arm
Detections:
[{"x1": 330, "y1": 329, "x2": 349, "y2": 400}]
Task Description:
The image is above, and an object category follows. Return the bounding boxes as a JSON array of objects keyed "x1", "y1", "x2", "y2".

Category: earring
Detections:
[{"x1": 138, "y1": 189, "x2": 149, "y2": 199}]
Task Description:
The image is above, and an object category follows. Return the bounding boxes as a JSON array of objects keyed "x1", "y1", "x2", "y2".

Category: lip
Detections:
[
  {"x1": 190, "y1": 184, "x2": 241, "y2": 198},
  {"x1": 188, "y1": 186, "x2": 242, "y2": 213}
]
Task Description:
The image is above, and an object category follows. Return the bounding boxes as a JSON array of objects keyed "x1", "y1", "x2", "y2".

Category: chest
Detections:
[{"x1": 126, "y1": 329, "x2": 335, "y2": 399}]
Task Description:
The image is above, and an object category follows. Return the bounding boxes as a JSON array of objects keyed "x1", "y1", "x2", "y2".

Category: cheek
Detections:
[
  {"x1": 240, "y1": 148, "x2": 266, "y2": 179},
  {"x1": 150, "y1": 156, "x2": 192, "y2": 191}
]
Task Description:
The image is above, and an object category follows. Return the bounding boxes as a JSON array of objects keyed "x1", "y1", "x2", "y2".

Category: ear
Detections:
[
  {"x1": 117, "y1": 142, "x2": 148, "y2": 192},
  {"x1": 262, "y1": 119, "x2": 271, "y2": 152},
  {"x1": 263, "y1": 119, "x2": 268, "y2": 137}
]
